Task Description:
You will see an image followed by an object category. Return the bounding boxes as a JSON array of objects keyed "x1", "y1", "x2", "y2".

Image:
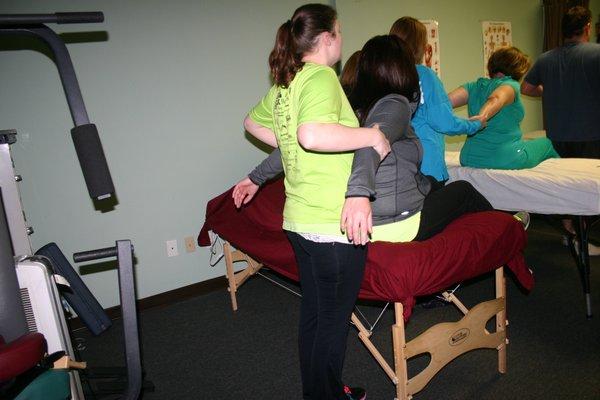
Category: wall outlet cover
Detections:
[
  {"x1": 166, "y1": 239, "x2": 178, "y2": 257},
  {"x1": 184, "y1": 236, "x2": 196, "y2": 253}
]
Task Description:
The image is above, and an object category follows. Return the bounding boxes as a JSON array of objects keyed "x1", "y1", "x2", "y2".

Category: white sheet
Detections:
[{"x1": 445, "y1": 151, "x2": 600, "y2": 215}]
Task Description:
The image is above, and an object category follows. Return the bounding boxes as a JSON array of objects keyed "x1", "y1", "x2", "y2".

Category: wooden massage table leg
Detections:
[
  {"x1": 220, "y1": 242, "x2": 510, "y2": 399},
  {"x1": 223, "y1": 241, "x2": 263, "y2": 311},
  {"x1": 440, "y1": 267, "x2": 507, "y2": 373},
  {"x1": 495, "y1": 267, "x2": 507, "y2": 373},
  {"x1": 351, "y1": 307, "x2": 410, "y2": 400},
  {"x1": 392, "y1": 303, "x2": 410, "y2": 400},
  {"x1": 351, "y1": 313, "x2": 402, "y2": 389},
  {"x1": 352, "y1": 267, "x2": 508, "y2": 399}
]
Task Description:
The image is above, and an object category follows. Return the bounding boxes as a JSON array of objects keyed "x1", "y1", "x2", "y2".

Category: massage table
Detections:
[
  {"x1": 446, "y1": 151, "x2": 600, "y2": 318},
  {"x1": 198, "y1": 179, "x2": 533, "y2": 399}
]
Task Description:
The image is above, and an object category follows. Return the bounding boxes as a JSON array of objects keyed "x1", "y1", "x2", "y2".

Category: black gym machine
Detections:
[{"x1": 0, "y1": 12, "x2": 146, "y2": 399}]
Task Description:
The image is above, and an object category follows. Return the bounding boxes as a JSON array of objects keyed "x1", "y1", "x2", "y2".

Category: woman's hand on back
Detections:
[
  {"x1": 370, "y1": 124, "x2": 391, "y2": 161},
  {"x1": 341, "y1": 197, "x2": 372, "y2": 246},
  {"x1": 232, "y1": 177, "x2": 259, "y2": 208}
]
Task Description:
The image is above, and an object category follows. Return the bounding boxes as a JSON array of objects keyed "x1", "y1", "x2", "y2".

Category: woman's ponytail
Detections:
[
  {"x1": 268, "y1": 4, "x2": 337, "y2": 87},
  {"x1": 268, "y1": 20, "x2": 302, "y2": 87}
]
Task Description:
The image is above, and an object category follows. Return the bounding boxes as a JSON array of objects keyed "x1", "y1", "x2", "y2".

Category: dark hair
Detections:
[
  {"x1": 340, "y1": 50, "x2": 361, "y2": 95},
  {"x1": 268, "y1": 3, "x2": 337, "y2": 87},
  {"x1": 562, "y1": 6, "x2": 592, "y2": 39},
  {"x1": 389, "y1": 17, "x2": 427, "y2": 64},
  {"x1": 487, "y1": 46, "x2": 531, "y2": 81},
  {"x1": 350, "y1": 35, "x2": 420, "y2": 124}
]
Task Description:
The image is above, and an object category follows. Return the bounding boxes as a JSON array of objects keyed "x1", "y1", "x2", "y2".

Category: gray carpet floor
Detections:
[{"x1": 75, "y1": 216, "x2": 600, "y2": 399}]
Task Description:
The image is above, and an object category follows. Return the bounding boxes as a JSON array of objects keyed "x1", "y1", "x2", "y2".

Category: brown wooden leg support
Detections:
[
  {"x1": 221, "y1": 243, "x2": 510, "y2": 399},
  {"x1": 223, "y1": 242, "x2": 238, "y2": 311},
  {"x1": 351, "y1": 313, "x2": 398, "y2": 385},
  {"x1": 222, "y1": 241, "x2": 263, "y2": 312},
  {"x1": 495, "y1": 267, "x2": 507, "y2": 373},
  {"x1": 53, "y1": 355, "x2": 87, "y2": 370},
  {"x1": 392, "y1": 303, "x2": 409, "y2": 400},
  {"x1": 442, "y1": 268, "x2": 507, "y2": 373}
]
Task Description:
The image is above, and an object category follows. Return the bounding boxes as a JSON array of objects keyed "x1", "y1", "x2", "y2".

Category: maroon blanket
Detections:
[{"x1": 199, "y1": 179, "x2": 534, "y2": 319}]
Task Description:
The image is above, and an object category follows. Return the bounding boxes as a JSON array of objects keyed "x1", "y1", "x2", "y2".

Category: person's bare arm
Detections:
[
  {"x1": 477, "y1": 84, "x2": 515, "y2": 121},
  {"x1": 297, "y1": 123, "x2": 390, "y2": 160},
  {"x1": 448, "y1": 86, "x2": 469, "y2": 108},
  {"x1": 520, "y1": 80, "x2": 543, "y2": 97},
  {"x1": 244, "y1": 115, "x2": 278, "y2": 148}
]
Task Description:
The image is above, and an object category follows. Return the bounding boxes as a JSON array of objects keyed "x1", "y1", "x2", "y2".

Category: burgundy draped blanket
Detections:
[{"x1": 199, "y1": 179, "x2": 533, "y2": 319}]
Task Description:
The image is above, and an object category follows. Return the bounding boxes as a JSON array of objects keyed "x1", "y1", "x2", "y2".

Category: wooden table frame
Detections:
[{"x1": 222, "y1": 241, "x2": 508, "y2": 400}]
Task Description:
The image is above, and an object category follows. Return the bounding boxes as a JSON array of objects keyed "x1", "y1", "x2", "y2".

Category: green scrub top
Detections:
[{"x1": 460, "y1": 77, "x2": 527, "y2": 169}]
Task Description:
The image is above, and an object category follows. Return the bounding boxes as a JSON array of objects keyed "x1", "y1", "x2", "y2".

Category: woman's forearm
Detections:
[
  {"x1": 478, "y1": 96, "x2": 503, "y2": 120},
  {"x1": 478, "y1": 85, "x2": 515, "y2": 120},
  {"x1": 297, "y1": 123, "x2": 381, "y2": 152},
  {"x1": 426, "y1": 101, "x2": 481, "y2": 134},
  {"x1": 244, "y1": 115, "x2": 278, "y2": 147},
  {"x1": 521, "y1": 81, "x2": 543, "y2": 97},
  {"x1": 448, "y1": 87, "x2": 469, "y2": 108}
]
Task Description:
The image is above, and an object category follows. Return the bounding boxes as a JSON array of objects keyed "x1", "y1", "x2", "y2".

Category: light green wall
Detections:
[
  {"x1": 0, "y1": 0, "x2": 584, "y2": 308},
  {"x1": 0, "y1": 0, "x2": 315, "y2": 308}
]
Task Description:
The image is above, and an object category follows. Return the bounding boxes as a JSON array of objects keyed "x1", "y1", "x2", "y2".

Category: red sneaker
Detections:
[{"x1": 344, "y1": 385, "x2": 366, "y2": 400}]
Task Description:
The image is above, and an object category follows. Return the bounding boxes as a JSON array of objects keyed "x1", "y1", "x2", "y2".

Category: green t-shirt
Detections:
[{"x1": 249, "y1": 63, "x2": 358, "y2": 235}]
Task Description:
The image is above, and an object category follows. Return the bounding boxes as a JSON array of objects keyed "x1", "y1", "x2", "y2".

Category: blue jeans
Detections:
[{"x1": 286, "y1": 232, "x2": 367, "y2": 400}]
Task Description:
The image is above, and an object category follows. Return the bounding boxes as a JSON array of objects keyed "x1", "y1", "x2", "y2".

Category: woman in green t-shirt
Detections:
[
  {"x1": 235, "y1": 4, "x2": 388, "y2": 400},
  {"x1": 448, "y1": 46, "x2": 559, "y2": 170}
]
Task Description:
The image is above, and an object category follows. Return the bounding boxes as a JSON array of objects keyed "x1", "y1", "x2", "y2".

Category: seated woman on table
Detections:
[
  {"x1": 448, "y1": 46, "x2": 559, "y2": 170},
  {"x1": 234, "y1": 35, "x2": 506, "y2": 245}
]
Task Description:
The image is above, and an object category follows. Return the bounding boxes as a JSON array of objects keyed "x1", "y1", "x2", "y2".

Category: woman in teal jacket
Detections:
[
  {"x1": 449, "y1": 46, "x2": 559, "y2": 169},
  {"x1": 390, "y1": 17, "x2": 482, "y2": 182}
]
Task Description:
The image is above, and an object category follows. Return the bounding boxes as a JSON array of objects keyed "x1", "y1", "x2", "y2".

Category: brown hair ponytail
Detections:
[
  {"x1": 269, "y1": 20, "x2": 302, "y2": 88},
  {"x1": 268, "y1": 3, "x2": 337, "y2": 87}
]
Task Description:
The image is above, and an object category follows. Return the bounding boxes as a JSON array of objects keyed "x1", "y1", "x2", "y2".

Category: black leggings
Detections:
[
  {"x1": 414, "y1": 180, "x2": 493, "y2": 241},
  {"x1": 286, "y1": 232, "x2": 367, "y2": 400},
  {"x1": 551, "y1": 139, "x2": 600, "y2": 159}
]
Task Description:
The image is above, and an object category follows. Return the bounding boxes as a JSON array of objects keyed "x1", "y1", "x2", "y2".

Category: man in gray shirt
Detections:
[
  {"x1": 522, "y1": 6, "x2": 600, "y2": 254},
  {"x1": 521, "y1": 6, "x2": 600, "y2": 158}
]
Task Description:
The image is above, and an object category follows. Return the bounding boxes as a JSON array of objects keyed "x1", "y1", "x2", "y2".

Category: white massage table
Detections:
[{"x1": 446, "y1": 151, "x2": 599, "y2": 317}]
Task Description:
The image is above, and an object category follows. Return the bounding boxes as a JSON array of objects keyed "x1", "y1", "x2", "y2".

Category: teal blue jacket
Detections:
[{"x1": 411, "y1": 65, "x2": 481, "y2": 181}]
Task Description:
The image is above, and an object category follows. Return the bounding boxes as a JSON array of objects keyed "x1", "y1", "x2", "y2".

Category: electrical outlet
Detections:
[
  {"x1": 166, "y1": 240, "x2": 178, "y2": 257},
  {"x1": 184, "y1": 236, "x2": 196, "y2": 253}
]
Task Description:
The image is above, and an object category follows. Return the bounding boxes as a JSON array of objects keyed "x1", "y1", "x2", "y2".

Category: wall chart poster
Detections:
[
  {"x1": 420, "y1": 19, "x2": 441, "y2": 77},
  {"x1": 481, "y1": 21, "x2": 512, "y2": 76}
]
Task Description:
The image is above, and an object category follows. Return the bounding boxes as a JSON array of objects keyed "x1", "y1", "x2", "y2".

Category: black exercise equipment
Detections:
[
  {"x1": 73, "y1": 241, "x2": 143, "y2": 400},
  {"x1": 0, "y1": 12, "x2": 114, "y2": 201},
  {"x1": 0, "y1": 12, "x2": 146, "y2": 399},
  {"x1": 36, "y1": 243, "x2": 112, "y2": 337}
]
